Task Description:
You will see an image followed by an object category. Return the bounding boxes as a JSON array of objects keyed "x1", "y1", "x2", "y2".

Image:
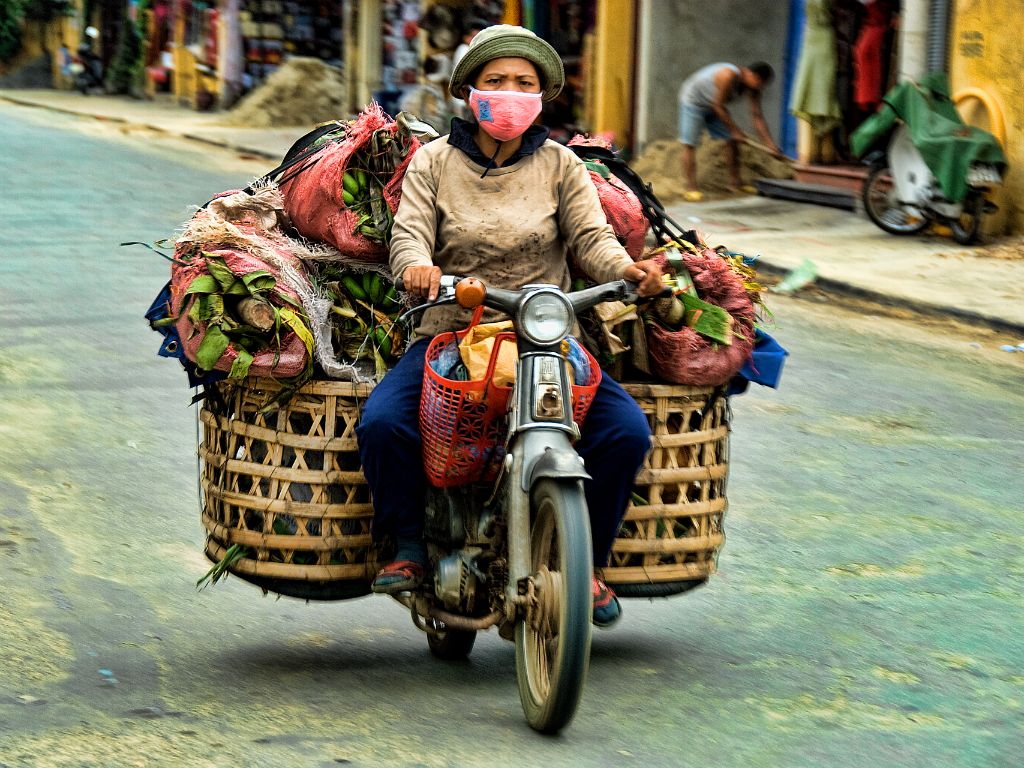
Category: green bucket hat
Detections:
[{"x1": 449, "y1": 24, "x2": 564, "y2": 102}]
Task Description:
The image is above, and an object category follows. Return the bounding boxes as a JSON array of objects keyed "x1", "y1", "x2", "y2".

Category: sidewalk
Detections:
[
  {"x1": 662, "y1": 195, "x2": 1024, "y2": 335},
  {"x1": 5, "y1": 88, "x2": 1022, "y2": 336}
]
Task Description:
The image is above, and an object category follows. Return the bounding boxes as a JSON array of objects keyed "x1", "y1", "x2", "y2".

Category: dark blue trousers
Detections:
[{"x1": 356, "y1": 340, "x2": 651, "y2": 565}]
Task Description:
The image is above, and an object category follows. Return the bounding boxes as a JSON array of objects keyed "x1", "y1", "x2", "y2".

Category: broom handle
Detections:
[{"x1": 742, "y1": 136, "x2": 788, "y2": 159}]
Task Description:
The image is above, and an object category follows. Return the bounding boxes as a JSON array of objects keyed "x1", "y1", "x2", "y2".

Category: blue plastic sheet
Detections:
[
  {"x1": 145, "y1": 281, "x2": 226, "y2": 388},
  {"x1": 728, "y1": 329, "x2": 789, "y2": 395}
]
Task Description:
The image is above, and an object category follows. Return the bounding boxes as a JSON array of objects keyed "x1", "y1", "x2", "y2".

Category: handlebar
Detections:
[
  {"x1": 394, "y1": 275, "x2": 670, "y2": 332},
  {"x1": 395, "y1": 276, "x2": 668, "y2": 308}
]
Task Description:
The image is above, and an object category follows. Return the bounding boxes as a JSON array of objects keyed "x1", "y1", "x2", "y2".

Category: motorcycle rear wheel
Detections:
[
  {"x1": 515, "y1": 479, "x2": 593, "y2": 734},
  {"x1": 862, "y1": 164, "x2": 931, "y2": 236},
  {"x1": 950, "y1": 193, "x2": 984, "y2": 245},
  {"x1": 426, "y1": 619, "x2": 477, "y2": 660}
]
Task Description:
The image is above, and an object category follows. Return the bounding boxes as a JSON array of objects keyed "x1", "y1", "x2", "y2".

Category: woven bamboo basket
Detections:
[
  {"x1": 199, "y1": 379, "x2": 728, "y2": 600},
  {"x1": 199, "y1": 378, "x2": 385, "y2": 600},
  {"x1": 603, "y1": 383, "x2": 729, "y2": 597}
]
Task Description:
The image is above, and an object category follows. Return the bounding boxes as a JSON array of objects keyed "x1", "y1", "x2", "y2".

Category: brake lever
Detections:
[
  {"x1": 394, "y1": 275, "x2": 461, "y2": 334},
  {"x1": 396, "y1": 296, "x2": 457, "y2": 330}
]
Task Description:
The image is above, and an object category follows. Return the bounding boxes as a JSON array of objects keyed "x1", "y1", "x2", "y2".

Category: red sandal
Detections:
[
  {"x1": 371, "y1": 559, "x2": 425, "y2": 594},
  {"x1": 592, "y1": 575, "x2": 622, "y2": 628}
]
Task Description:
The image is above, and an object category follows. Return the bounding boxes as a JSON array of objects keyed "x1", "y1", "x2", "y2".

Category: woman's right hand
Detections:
[{"x1": 403, "y1": 265, "x2": 442, "y2": 301}]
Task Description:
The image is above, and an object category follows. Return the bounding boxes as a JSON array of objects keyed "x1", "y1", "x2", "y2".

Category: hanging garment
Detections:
[
  {"x1": 853, "y1": 0, "x2": 896, "y2": 110},
  {"x1": 832, "y1": 0, "x2": 863, "y2": 116},
  {"x1": 790, "y1": 0, "x2": 842, "y2": 136}
]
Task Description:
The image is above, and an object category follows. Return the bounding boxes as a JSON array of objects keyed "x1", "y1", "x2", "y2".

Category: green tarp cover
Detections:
[{"x1": 850, "y1": 72, "x2": 1007, "y2": 203}]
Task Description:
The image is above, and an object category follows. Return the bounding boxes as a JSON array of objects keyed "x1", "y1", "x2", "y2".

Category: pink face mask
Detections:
[{"x1": 467, "y1": 87, "x2": 543, "y2": 142}]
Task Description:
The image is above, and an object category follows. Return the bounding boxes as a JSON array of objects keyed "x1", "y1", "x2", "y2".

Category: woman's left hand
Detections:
[{"x1": 622, "y1": 259, "x2": 665, "y2": 298}]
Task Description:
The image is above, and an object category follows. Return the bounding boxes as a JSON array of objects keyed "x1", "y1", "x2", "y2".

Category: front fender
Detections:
[{"x1": 525, "y1": 446, "x2": 590, "y2": 492}]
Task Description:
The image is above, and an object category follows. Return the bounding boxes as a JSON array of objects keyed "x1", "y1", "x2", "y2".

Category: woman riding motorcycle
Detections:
[{"x1": 356, "y1": 25, "x2": 664, "y2": 628}]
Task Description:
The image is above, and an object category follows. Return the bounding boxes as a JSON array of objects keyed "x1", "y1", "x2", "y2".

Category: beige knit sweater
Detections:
[{"x1": 390, "y1": 137, "x2": 634, "y2": 338}]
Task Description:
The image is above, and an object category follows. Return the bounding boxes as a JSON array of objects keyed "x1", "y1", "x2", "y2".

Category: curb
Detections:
[
  {"x1": 0, "y1": 93, "x2": 132, "y2": 122},
  {"x1": 755, "y1": 259, "x2": 1024, "y2": 337},
  {"x1": 180, "y1": 131, "x2": 279, "y2": 160}
]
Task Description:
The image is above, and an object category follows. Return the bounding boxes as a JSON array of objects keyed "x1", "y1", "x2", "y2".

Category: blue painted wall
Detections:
[{"x1": 780, "y1": 0, "x2": 805, "y2": 158}]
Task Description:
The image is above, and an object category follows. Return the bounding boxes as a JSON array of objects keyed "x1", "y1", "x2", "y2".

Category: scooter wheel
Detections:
[
  {"x1": 950, "y1": 193, "x2": 984, "y2": 245},
  {"x1": 862, "y1": 163, "x2": 931, "y2": 236}
]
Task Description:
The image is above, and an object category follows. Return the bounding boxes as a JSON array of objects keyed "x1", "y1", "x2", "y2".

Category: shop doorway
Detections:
[
  {"x1": 788, "y1": 0, "x2": 900, "y2": 169},
  {"x1": 239, "y1": 0, "x2": 343, "y2": 92}
]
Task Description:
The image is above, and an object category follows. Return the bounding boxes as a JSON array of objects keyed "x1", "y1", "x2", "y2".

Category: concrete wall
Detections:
[
  {"x1": 635, "y1": 0, "x2": 791, "y2": 150},
  {"x1": 0, "y1": 19, "x2": 67, "y2": 87},
  {"x1": 950, "y1": 0, "x2": 1024, "y2": 235}
]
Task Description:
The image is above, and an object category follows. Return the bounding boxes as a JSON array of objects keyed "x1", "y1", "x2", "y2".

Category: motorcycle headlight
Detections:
[{"x1": 518, "y1": 290, "x2": 573, "y2": 346}]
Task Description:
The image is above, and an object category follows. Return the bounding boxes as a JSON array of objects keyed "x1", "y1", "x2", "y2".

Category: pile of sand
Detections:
[
  {"x1": 220, "y1": 57, "x2": 347, "y2": 128},
  {"x1": 632, "y1": 137, "x2": 794, "y2": 203}
]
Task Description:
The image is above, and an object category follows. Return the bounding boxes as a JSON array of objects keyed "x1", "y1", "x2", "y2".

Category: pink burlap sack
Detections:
[
  {"x1": 171, "y1": 241, "x2": 309, "y2": 378},
  {"x1": 568, "y1": 135, "x2": 649, "y2": 260},
  {"x1": 279, "y1": 104, "x2": 421, "y2": 262},
  {"x1": 646, "y1": 249, "x2": 756, "y2": 386}
]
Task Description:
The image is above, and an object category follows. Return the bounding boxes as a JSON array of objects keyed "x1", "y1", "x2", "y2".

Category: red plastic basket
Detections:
[{"x1": 420, "y1": 311, "x2": 602, "y2": 488}]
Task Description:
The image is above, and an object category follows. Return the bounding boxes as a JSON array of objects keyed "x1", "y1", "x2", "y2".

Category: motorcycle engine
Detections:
[{"x1": 434, "y1": 549, "x2": 483, "y2": 611}]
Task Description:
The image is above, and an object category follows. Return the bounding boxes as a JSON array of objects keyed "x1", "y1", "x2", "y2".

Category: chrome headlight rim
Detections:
[{"x1": 517, "y1": 288, "x2": 573, "y2": 346}]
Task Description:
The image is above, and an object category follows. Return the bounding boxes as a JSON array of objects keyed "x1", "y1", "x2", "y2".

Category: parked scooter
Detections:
[
  {"x1": 68, "y1": 26, "x2": 104, "y2": 95},
  {"x1": 853, "y1": 73, "x2": 1007, "y2": 245},
  {"x1": 388, "y1": 274, "x2": 657, "y2": 734},
  {"x1": 860, "y1": 125, "x2": 1002, "y2": 245}
]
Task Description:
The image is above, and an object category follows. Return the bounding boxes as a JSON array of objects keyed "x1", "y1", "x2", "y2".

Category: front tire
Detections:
[
  {"x1": 862, "y1": 164, "x2": 930, "y2": 235},
  {"x1": 514, "y1": 479, "x2": 593, "y2": 734}
]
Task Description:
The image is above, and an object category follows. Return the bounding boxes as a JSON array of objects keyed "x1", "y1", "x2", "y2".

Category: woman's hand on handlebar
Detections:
[
  {"x1": 622, "y1": 259, "x2": 665, "y2": 298},
  {"x1": 403, "y1": 265, "x2": 442, "y2": 301}
]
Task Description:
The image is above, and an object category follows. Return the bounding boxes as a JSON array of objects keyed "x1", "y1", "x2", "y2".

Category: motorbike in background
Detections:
[
  {"x1": 68, "y1": 26, "x2": 104, "y2": 95},
  {"x1": 853, "y1": 73, "x2": 1007, "y2": 246},
  {"x1": 861, "y1": 124, "x2": 1002, "y2": 245}
]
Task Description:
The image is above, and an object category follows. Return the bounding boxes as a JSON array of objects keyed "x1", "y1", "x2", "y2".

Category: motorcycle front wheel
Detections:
[
  {"x1": 862, "y1": 164, "x2": 931, "y2": 235},
  {"x1": 950, "y1": 192, "x2": 984, "y2": 245},
  {"x1": 515, "y1": 479, "x2": 593, "y2": 734}
]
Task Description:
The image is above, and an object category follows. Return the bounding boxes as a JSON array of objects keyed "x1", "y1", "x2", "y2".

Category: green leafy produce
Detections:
[
  {"x1": 196, "y1": 543, "x2": 251, "y2": 589},
  {"x1": 176, "y1": 252, "x2": 315, "y2": 397},
  {"x1": 311, "y1": 264, "x2": 406, "y2": 371},
  {"x1": 339, "y1": 129, "x2": 411, "y2": 246}
]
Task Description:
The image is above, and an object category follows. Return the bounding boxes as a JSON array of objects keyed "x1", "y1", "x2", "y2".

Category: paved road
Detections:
[{"x1": 1, "y1": 102, "x2": 1022, "y2": 768}]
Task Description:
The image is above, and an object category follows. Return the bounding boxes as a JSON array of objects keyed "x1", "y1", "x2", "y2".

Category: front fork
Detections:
[{"x1": 501, "y1": 425, "x2": 590, "y2": 616}]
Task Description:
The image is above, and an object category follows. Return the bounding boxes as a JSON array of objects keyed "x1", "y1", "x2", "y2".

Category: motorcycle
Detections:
[
  {"x1": 860, "y1": 124, "x2": 1002, "y2": 245},
  {"x1": 69, "y1": 27, "x2": 104, "y2": 95},
  {"x1": 387, "y1": 273, "x2": 654, "y2": 734},
  {"x1": 852, "y1": 73, "x2": 1007, "y2": 245}
]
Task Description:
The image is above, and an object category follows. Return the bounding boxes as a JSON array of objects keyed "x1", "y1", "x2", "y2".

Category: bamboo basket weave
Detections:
[
  {"x1": 199, "y1": 378, "x2": 385, "y2": 600},
  {"x1": 603, "y1": 384, "x2": 729, "y2": 597},
  {"x1": 199, "y1": 379, "x2": 728, "y2": 600}
]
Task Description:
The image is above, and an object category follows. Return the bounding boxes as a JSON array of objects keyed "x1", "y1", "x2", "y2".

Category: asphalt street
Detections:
[{"x1": 1, "y1": 102, "x2": 1022, "y2": 768}]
